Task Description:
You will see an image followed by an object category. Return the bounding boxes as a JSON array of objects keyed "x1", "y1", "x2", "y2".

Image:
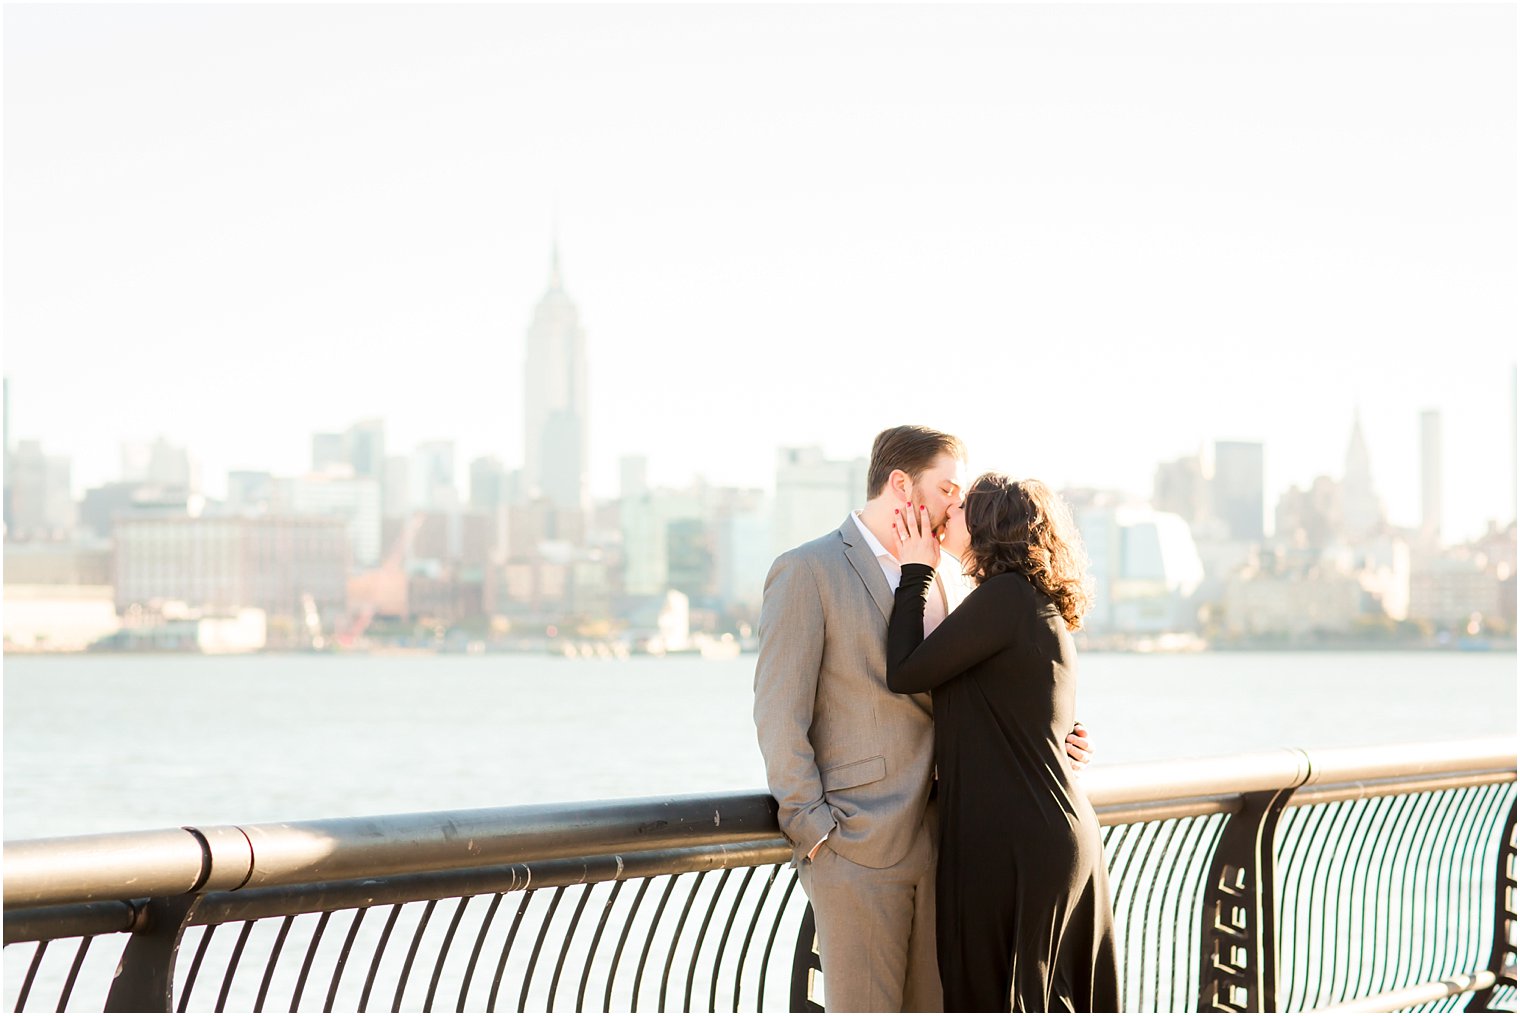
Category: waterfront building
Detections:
[
  {"x1": 3, "y1": 584, "x2": 119, "y2": 651},
  {"x1": 114, "y1": 515, "x2": 347, "y2": 623},
  {"x1": 523, "y1": 242, "x2": 590, "y2": 514},
  {"x1": 1072, "y1": 496, "x2": 1205, "y2": 634},
  {"x1": 3, "y1": 542, "x2": 112, "y2": 586},
  {"x1": 772, "y1": 446, "x2": 868, "y2": 558},
  {"x1": 1211, "y1": 441, "x2": 1265, "y2": 542},
  {"x1": 1222, "y1": 558, "x2": 1364, "y2": 637},
  {"x1": 1409, "y1": 554, "x2": 1503, "y2": 629}
]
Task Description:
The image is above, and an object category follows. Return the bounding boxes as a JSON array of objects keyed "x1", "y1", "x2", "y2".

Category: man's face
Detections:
[{"x1": 909, "y1": 453, "x2": 967, "y2": 537}]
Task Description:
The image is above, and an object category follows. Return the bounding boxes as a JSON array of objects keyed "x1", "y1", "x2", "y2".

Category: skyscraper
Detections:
[
  {"x1": 1342, "y1": 409, "x2": 1384, "y2": 541},
  {"x1": 523, "y1": 241, "x2": 589, "y2": 513},
  {"x1": 773, "y1": 446, "x2": 869, "y2": 556},
  {"x1": 1420, "y1": 409, "x2": 1442, "y2": 545},
  {"x1": 1211, "y1": 441, "x2": 1265, "y2": 542}
]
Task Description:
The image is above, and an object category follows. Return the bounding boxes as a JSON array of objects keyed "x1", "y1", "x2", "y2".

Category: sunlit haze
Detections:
[{"x1": 4, "y1": 4, "x2": 1515, "y2": 541}]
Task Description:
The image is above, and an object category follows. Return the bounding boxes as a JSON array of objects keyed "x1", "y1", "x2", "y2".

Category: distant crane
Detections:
[{"x1": 338, "y1": 511, "x2": 427, "y2": 647}]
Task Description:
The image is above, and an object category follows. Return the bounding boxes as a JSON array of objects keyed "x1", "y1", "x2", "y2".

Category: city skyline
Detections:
[
  {"x1": 4, "y1": 5, "x2": 1516, "y2": 543},
  {"x1": 4, "y1": 374, "x2": 1508, "y2": 548}
]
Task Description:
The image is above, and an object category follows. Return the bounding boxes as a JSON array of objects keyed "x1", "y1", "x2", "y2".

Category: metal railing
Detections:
[{"x1": 4, "y1": 739, "x2": 1514, "y2": 1013}]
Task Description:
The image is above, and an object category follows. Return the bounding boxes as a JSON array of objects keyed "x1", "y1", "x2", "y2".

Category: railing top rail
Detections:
[{"x1": 5, "y1": 738, "x2": 1514, "y2": 912}]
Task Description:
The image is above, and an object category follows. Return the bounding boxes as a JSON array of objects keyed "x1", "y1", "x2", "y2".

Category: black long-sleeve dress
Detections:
[{"x1": 887, "y1": 563, "x2": 1120, "y2": 1013}]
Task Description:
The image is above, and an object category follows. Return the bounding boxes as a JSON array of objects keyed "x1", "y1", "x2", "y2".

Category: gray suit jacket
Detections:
[{"x1": 753, "y1": 515, "x2": 936, "y2": 870}]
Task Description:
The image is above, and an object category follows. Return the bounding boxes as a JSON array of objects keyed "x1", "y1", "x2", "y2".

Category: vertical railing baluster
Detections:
[
  {"x1": 423, "y1": 897, "x2": 472, "y2": 1013},
  {"x1": 731, "y1": 865, "x2": 782, "y2": 1013},
  {"x1": 57, "y1": 935, "x2": 94, "y2": 1013},
  {"x1": 756, "y1": 871, "x2": 800, "y2": 1011},
  {"x1": 577, "y1": 881, "x2": 624, "y2": 1012},
  {"x1": 177, "y1": 922, "x2": 217, "y2": 1012},
  {"x1": 457, "y1": 894, "x2": 504, "y2": 1013},
  {"x1": 213, "y1": 920, "x2": 255, "y2": 1013},
  {"x1": 709, "y1": 865, "x2": 758, "y2": 1013},
  {"x1": 15, "y1": 939, "x2": 48, "y2": 1013},
  {"x1": 326, "y1": 906, "x2": 370, "y2": 1013}
]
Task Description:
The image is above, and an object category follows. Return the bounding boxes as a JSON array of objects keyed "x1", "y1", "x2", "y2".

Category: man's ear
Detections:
[{"x1": 889, "y1": 469, "x2": 911, "y2": 500}]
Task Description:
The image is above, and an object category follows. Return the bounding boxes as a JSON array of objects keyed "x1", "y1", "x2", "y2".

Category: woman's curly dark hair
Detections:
[{"x1": 960, "y1": 474, "x2": 1093, "y2": 631}]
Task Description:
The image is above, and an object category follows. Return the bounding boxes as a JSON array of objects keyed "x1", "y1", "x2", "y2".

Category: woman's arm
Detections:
[{"x1": 886, "y1": 564, "x2": 1013, "y2": 694}]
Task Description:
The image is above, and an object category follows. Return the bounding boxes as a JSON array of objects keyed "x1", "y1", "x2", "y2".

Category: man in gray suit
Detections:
[{"x1": 753, "y1": 425, "x2": 1092, "y2": 1012}]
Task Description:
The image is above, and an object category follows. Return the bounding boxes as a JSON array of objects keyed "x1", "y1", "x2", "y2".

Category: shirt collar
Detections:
[{"x1": 851, "y1": 510, "x2": 898, "y2": 563}]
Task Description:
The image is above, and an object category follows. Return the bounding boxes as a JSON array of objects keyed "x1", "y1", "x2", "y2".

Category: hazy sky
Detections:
[{"x1": 4, "y1": 4, "x2": 1516, "y2": 542}]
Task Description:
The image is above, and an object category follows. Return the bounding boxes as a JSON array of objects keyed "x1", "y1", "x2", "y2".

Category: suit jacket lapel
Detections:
[{"x1": 837, "y1": 515, "x2": 894, "y2": 624}]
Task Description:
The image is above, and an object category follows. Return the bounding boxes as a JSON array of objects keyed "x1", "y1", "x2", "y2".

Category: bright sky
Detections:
[{"x1": 4, "y1": 4, "x2": 1515, "y2": 542}]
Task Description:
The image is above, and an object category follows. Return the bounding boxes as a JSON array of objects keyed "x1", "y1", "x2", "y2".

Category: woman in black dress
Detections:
[{"x1": 887, "y1": 475, "x2": 1120, "y2": 1013}]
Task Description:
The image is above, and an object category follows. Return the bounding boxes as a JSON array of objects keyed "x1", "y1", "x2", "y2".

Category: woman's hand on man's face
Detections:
[{"x1": 892, "y1": 500, "x2": 941, "y2": 569}]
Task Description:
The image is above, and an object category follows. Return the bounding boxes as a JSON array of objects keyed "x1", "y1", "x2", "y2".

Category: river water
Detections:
[{"x1": 4, "y1": 651, "x2": 1514, "y2": 840}]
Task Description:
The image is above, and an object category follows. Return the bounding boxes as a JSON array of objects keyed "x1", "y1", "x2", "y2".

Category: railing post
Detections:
[
  {"x1": 1467, "y1": 795, "x2": 1517, "y2": 1012},
  {"x1": 1197, "y1": 787, "x2": 1296, "y2": 1013},
  {"x1": 103, "y1": 893, "x2": 199, "y2": 1012}
]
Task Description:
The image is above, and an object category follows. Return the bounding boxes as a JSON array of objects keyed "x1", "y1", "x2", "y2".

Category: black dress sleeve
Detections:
[{"x1": 886, "y1": 564, "x2": 1016, "y2": 694}]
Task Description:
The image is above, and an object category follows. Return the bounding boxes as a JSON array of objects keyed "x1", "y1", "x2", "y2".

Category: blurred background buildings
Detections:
[{"x1": 4, "y1": 250, "x2": 1516, "y2": 655}]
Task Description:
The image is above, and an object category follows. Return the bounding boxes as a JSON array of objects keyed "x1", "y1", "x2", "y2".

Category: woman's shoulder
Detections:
[
  {"x1": 977, "y1": 570, "x2": 1059, "y2": 612},
  {"x1": 977, "y1": 569, "x2": 1037, "y2": 595}
]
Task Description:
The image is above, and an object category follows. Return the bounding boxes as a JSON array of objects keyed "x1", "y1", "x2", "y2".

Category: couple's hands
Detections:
[{"x1": 892, "y1": 500, "x2": 941, "y2": 568}]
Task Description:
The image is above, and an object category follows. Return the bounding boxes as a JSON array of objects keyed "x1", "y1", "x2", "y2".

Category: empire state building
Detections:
[{"x1": 523, "y1": 243, "x2": 589, "y2": 512}]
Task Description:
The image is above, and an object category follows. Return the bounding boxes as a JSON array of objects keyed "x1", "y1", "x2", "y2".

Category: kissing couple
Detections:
[{"x1": 754, "y1": 425, "x2": 1121, "y2": 1013}]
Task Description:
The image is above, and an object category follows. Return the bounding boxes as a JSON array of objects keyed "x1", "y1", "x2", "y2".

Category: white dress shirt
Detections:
[{"x1": 850, "y1": 510, "x2": 949, "y2": 635}]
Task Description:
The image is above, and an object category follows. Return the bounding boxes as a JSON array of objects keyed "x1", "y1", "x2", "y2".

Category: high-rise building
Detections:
[
  {"x1": 1152, "y1": 453, "x2": 1210, "y2": 529},
  {"x1": 469, "y1": 456, "x2": 511, "y2": 512},
  {"x1": 311, "y1": 433, "x2": 347, "y2": 474},
  {"x1": 773, "y1": 447, "x2": 869, "y2": 556},
  {"x1": 1420, "y1": 409, "x2": 1442, "y2": 546},
  {"x1": 412, "y1": 441, "x2": 458, "y2": 511},
  {"x1": 382, "y1": 455, "x2": 411, "y2": 518},
  {"x1": 121, "y1": 437, "x2": 195, "y2": 492},
  {"x1": 1342, "y1": 410, "x2": 1384, "y2": 541},
  {"x1": 1211, "y1": 441, "x2": 1265, "y2": 543},
  {"x1": 620, "y1": 455, "x2": 649, "y2": 501},
  {"x1": 313, "y1": 420, "x2": 385, "y2": 479},
  {"x1": 7, "y1": 440, "x2": 75, "y2": 541},
  {"x1": 1274, "y1": 476, "x2": 1342, "y2": 550},
  {"x1": 346, "y1": 419, "x2": 386, "y2": 480},
  {"x1": 523, "y1": 242, "x2": 589, "y2": 512}
]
